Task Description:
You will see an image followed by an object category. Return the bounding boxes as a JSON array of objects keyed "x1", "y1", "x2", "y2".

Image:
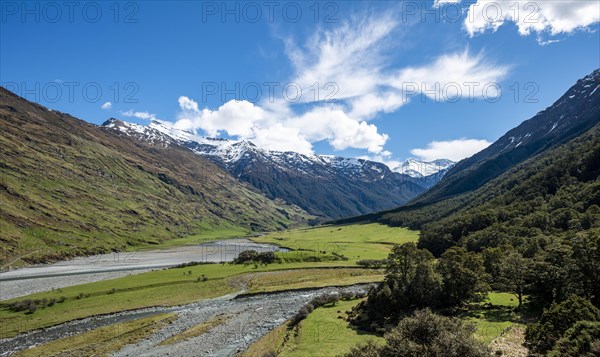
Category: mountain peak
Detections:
[{"x1": 394, "y1": 159, "x2": 455, "y2": 178}]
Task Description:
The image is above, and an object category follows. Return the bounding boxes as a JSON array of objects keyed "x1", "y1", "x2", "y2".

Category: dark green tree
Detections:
[
  {"x1": 549, "y1": 320, "x2": 600, "y2": 357},
  {"x1": 525, "y1": 295, "x2": 600, "y2": 354},
  {"x1": 437, "y1": 247, "x2": 489, "y2": 306},
  {"x1": 497, "y1": 250, "x2": 531, "y2": 308}
]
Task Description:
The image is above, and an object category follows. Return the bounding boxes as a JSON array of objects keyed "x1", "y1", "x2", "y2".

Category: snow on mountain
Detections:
[{"x1": 393, "y1": 159, "x2": 455, "y2": 178}]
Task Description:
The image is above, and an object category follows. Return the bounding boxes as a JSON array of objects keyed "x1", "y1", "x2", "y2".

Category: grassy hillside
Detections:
[{"x1": 0, "y1": 88, "x2": 312, "y2": 266}]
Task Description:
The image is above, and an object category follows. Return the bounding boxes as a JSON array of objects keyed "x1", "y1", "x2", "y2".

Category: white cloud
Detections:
[
  {"x1": 174, "y1": 97, "x2": 389, "y2": 155},
  {"x1": 411, "y1": 139, "x2": 492, "y2": 161},
  {"x1": 176, "y1": 97, "x2": 267, "y2": 138},
  {"x1": 121, "y1": 110, "x2": 157, "y2": 120},
  {"x1": 390, "y1": 49, "x2": 509, "y2": 101},
  {"x1": 465, "y1": 0, "x2": 600, "y2": 39},
  {"x1": 287, "y1": 14, "x2": 397, "y2": 102},
  {"x1": 433, "y1": 0, "x2": 461, "y2": 8},
  {"x1": 101, "y1": 101, "x2": 112, "y2": 110}
]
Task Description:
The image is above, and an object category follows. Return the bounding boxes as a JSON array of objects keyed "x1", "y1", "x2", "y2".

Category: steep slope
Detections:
[
  {"x1": 0, "y1": 87, "x2": 312, "y2": 265},
  {"x1": 102, "y1": 119, "x2": 452, "y2": 219},
  {"x1": 415, "y1": 68, "x2": 600, "y2": 205},
  {"x1": 337, "y1": 68, "x2": 600, "y2": 229},
  {"x1": 417, "y1": 117, "x2": 600, "y2": 256}
]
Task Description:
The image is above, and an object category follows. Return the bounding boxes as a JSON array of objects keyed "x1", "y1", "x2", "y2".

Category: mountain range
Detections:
[{"x1": 101, "y1": 119, "x2": 453, "y2": 219}]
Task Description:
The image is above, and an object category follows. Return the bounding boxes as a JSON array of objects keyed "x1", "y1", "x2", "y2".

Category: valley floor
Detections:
[{"x1": 0, "y1": 223, "x2": 526, "y2": 356}]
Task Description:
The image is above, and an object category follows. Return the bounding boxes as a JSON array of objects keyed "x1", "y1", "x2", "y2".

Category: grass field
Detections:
[
  {"x1": 462, "y1": 292, "x2": 527, "y2": 344},
  {"x1": 135, "y1": 224, "x2": 250, "y2": 250},
  {"x1": 244, "y1": 299, "x2": 384, "y2": 357},
  {"x1": 254, "y1": 223, "x2": 419, "y2": 262}
]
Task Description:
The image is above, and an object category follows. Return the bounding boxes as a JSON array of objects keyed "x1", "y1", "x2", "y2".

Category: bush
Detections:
[
  {"x1": 356, "y1": 259, "x2": 387, "y2": 269},
  {"x1": 346, "y1": 309, "x2": 488, "y2": 357},
  {"x1": 256, "y1": 251, "x2": 276, "y2": 264},
  {"x1": 344, "y1": 340, "x2": 383, "y2": 357},
  {"x1": 233, "y1": 250, "x2": 258, "y2": 264}
]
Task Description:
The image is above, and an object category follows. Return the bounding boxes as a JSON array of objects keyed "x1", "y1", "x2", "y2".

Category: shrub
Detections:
[
  {"x1": 346, "y1": 309, "x2": 488, "y2": 357},
  {"x1": 356, "y1": 259, "x2": 387, "y2": 269},
  {"x1": 233, "y1": 250, "x2": 258, "y2": 264},
  {"x1": 344, "y1": 340, "x2": 383, "y2": 357},
  {"x1": 256, "y1": 251, "x2": 276, "y2": 265}
]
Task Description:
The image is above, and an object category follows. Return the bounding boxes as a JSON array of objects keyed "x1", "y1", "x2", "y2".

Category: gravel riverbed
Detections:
[{"x1": 0, "y1": 284, "x2": 373, "y2": 357}]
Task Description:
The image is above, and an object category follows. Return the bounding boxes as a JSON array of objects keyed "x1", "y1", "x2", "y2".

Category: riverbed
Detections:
[{"x1": 0, "y1": 239, "x2": 286, "y2": 300}]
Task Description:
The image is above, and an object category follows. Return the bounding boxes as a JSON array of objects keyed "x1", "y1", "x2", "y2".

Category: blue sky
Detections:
[{"x1": 2, "y1": 0, "x2": 599, "y2": 166}]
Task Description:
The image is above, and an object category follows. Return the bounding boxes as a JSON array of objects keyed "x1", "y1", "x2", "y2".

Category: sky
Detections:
[{"x1": 2, "y1": 0, "x2": 599, "y2": 167}]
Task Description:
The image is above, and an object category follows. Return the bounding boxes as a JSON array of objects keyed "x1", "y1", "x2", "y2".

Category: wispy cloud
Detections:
[
  {"x1": 101, "y1": 102, "x2": 112, "y2": 110},
  {"x1": 121, "y1": 110, "x2": 157, "y2": 120}
]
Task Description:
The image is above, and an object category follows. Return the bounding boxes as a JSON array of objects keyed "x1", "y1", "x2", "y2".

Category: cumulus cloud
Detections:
[
  {"x1": 176, "y1": 97, "x2": 267, "y2": 138},
  {"x1": 464, "y1": 0, "x2": 600, "y2": 39},
  {"x1": 101, "y1": 102, "x2": 112, "y2": 110},
  {"x1": 121, "y1": 110, "x2": 157, "y2": 120},
  {"x1": 411, "y1": 139, "x2": 492, "y2": 161},
  {"x1": 174, "y1": 97, "x2": 389, "y2": 155}
]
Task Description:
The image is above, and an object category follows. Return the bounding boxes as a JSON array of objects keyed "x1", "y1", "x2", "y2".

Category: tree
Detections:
[
  {"x1": 498, "y1": 250, "x2": 531, "y2": 308},
  {"x1": 529, "y1": 242, "x2": 574, "y2": 304},
  {"x1": 386, "y1": 242, "x2": 434, "y2": 283},
  {"x1": 570, "y1": 233, "x2": 600, "y2": 306},
  {"x1": 437, "y1": 247, "x2": 489, "y2": 306},
  {"x1": 525, "y1": 295, "x2": 600, "y2": 354},
  {"x1": 362, "y1": 243, "x2": 441, "y2": 324}
]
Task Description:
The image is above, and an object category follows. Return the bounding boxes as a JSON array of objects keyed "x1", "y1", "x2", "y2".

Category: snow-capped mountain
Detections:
[
  {"x1": 102, "y1": 118, "x2": 452, "y2": 219},
  {"x1": 393, "y1": 159, "x2": 455, "y2": 178}
]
